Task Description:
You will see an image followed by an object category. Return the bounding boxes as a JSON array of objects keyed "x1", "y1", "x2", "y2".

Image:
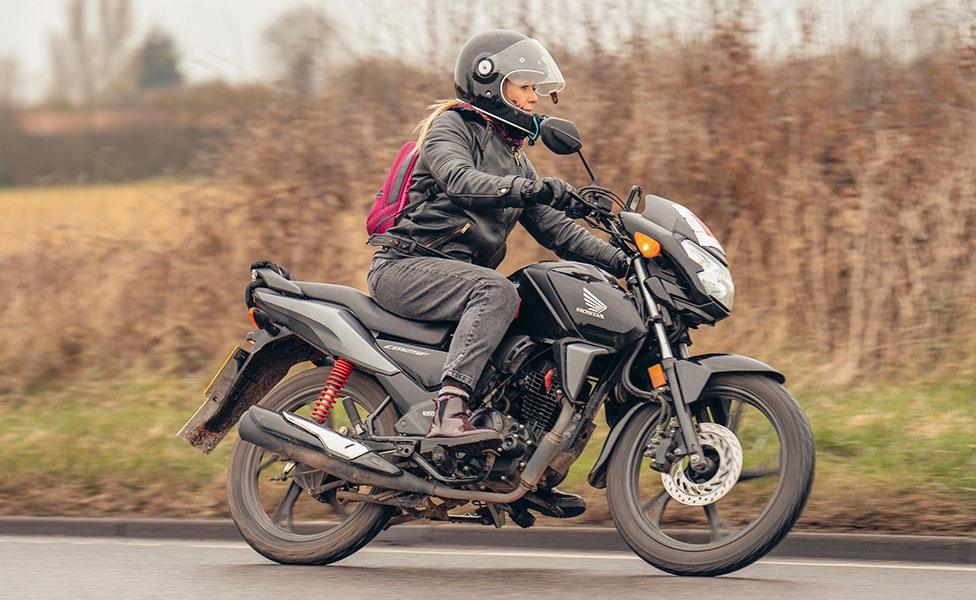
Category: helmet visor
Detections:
[{"x1": 488, "y1": 38, "x2": 566, "y2": 99}]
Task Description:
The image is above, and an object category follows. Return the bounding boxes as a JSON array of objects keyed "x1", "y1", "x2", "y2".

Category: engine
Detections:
[
  {"x1": 473, "y1": 354, "x2": 564, "y2": 480},
  {"x1": 509, "y1": 361, "x2": 563, "y2": 441},
  {"x1": 426, "y1": 338, "x2": 566, "y2": 485}
]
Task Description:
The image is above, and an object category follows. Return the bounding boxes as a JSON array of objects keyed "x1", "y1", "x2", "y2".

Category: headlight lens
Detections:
[{"x1": 680, "y1": 240, "x2": 735, "y2": 311}]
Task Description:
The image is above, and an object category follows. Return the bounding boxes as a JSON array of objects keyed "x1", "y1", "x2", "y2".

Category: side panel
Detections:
[
  {"x1": 374, "y1": 371, "x2": 437, "y2": 434},
  {"x1": 555, "y1": 340, "x2": 609, "y2": 402},
  {"x1": 376, "y1": 340, "x2": 447, "y2": 391},
  {"x1": 255, "y1": 290, "x2": 399, "y2": 375}
]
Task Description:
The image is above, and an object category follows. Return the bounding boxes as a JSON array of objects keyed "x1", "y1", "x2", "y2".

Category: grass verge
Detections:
[{"x1": 0, "y1": 369, "x2": 972, "y2": 535}]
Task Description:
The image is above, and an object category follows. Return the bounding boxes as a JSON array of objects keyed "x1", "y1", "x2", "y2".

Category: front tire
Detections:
[
  {"x1": 227, "y1": 366, "x2": 397, "y2": 565},
  {"x1": 607, "y1": 374, "x2": 815, "y2": 576}
]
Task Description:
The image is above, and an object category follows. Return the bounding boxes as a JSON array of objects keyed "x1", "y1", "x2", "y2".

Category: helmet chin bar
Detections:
[{"x1": 457, "y1": 99, "x2": 543, "y2": 141}]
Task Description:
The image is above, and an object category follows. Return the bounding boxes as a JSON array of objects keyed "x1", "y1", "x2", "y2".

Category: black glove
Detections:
[{"x1": 523, "y1": 176, "x2": 577, "y2": 211}]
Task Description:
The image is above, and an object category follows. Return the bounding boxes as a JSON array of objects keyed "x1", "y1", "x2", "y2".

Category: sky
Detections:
[
  {"x1": 0, "y1": 0, "x2": 926, "y2": 104},
  {"x1": 2, "y1": 0, "x2": 314, "y2": 101}
]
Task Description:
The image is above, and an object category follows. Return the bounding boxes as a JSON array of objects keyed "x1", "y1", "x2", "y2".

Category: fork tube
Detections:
[
  {"x1": 632, "y1": 258, "x2": 673, "y2": 360},
  {"x1": 632, "y1": 258, "x2": 708, "y2": 472}
]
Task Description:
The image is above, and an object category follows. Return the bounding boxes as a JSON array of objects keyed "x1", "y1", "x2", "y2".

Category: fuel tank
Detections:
[{"x1": 510, "y1": 261, "x2": 646, "y2": 349}]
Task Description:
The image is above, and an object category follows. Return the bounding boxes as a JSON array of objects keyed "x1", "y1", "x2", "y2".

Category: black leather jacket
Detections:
[{"x1": 378, "y1": 108, "x2": 625, "y2": 273}]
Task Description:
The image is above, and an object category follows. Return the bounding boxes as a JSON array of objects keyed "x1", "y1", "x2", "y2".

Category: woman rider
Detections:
[{"x1": 367, "y1": 31, "x2": 627, "y2": 517}]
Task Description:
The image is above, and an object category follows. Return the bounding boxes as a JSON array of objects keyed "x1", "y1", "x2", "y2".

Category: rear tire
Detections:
[
  {"x1": 607, "y1": 374, "x2": 815, "y2": 576},
  {"x1": 227, "y1": 366, "x2": 397, "y2": 565}
]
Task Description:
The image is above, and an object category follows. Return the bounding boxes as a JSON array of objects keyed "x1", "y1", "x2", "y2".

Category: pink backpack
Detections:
[{"x1": 366, "y1": 142, "x2": 422, "y2": 235}]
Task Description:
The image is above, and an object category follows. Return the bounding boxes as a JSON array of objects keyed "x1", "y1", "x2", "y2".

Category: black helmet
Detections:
[{"x1": 454, "y1": 30, "x2": 565, "y2": 141}]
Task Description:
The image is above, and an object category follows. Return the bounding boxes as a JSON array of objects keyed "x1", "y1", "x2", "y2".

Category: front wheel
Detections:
[{"x1": 607, "y1": 374, "x2": 815, "y2": 576}]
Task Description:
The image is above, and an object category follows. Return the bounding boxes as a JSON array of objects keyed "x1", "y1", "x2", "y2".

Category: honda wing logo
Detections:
[{"x1": 576, "y1": 287, "x2": 608, "y2": 320}]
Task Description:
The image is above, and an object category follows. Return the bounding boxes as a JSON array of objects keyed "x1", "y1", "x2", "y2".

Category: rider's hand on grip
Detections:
[
  {"x1": 523, "y1": 177, "x2": 578, "y2": 212},
  {"x1": 564, "y1": 190, "x2": 591, "y2": 219},
  {"x1": 542, "y1": 177, "x2": 577, "y2": 211}
]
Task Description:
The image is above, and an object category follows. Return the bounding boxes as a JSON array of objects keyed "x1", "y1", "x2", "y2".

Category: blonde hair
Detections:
[{"x1": 414, "y1": 99, "x2": 465, "y2": 148}]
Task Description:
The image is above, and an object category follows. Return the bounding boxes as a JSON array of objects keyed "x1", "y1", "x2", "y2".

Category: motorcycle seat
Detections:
[{"x1": 294, "y1": 281, "x2": 453, "y2": 346}]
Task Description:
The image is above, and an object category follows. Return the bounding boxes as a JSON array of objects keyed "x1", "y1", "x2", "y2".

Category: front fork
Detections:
[{"x1": 631, "y1": 257, "x2": 710, "y2": 474}]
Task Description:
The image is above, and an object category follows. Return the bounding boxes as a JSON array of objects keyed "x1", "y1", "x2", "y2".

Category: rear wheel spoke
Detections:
[
  {"x1": 255, "y1": 453, "x2": 279, "y2": 477},
  {"x1": 271, "y1": 481, "x2": 302, "y2": 531}
]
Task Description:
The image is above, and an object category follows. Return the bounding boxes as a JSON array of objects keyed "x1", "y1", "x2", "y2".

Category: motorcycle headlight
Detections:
[{"x1": 680, "y1": 240, "x2": 735, "y2": 311}]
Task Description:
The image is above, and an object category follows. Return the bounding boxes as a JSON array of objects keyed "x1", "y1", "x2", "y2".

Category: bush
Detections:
[{"x1": 3, "y1": 3, "x2": 976, "y2": 391}]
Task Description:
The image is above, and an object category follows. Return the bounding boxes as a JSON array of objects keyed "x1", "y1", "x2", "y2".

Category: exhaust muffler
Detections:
[
  {"x1": 240, "y1": 406, "x2": 411, "y2": 478},
  {"x1": 237, "y1": 401, "x2": 575, "y2": 504}
]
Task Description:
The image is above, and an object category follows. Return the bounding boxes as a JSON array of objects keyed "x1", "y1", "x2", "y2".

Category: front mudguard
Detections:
[{"x1": 587, "y1": 353, "x2": 784, "y2": 489}]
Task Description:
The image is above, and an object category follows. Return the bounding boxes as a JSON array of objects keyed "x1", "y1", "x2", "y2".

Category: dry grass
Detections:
[
  {"x1": 0, "y1": 181, "x2": 190, "y2": 255},
  {"x1": 1, "y1": 1, "x2": 974, "y2": 527},
  {"x1": 4, "y1": 4, "x2": 975, "y2": 391}
]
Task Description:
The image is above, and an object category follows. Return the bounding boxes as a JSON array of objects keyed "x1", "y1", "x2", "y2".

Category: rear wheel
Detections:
[
  {"x1": 227, "y1": 366, "x2": 397, "y2": 565},
  {"x1": 607, "y1": 374, "x2": 815, "y2": 576}
]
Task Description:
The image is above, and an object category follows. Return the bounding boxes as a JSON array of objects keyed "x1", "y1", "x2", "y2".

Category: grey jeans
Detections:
[{"x1": 366, "y1": 255, "x2": 520, "y2": 389}]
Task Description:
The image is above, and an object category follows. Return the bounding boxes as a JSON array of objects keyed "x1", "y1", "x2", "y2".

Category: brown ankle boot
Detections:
[{"x1": 427, "y1": 393, "x2": 500, "y2": 441}]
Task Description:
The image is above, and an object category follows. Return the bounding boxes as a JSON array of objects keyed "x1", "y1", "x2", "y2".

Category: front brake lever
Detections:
[{"x1": 566, "y1": 189, "x2": 596, "y2": 219}]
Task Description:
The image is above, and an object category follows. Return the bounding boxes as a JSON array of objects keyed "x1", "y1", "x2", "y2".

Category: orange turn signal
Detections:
[
  {"x1": 648, "y1": 364, "x2": 667, "y2": 389},
  {"x1": 634, "y1": 232, "x2": 661, "y2": 258},
  {"x1": 248, "y1": 308, "x2": 260, "y2": 329}
]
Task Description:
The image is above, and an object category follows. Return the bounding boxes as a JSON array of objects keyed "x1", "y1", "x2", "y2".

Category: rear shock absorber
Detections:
[{"x1": 311, "y1": 358, "x2": 353, "y2": 423}]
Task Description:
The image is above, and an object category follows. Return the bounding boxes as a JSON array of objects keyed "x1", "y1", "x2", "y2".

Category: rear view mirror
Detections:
[{"x1": 540, "y1": 117, "x2": 582, "y2": 155}]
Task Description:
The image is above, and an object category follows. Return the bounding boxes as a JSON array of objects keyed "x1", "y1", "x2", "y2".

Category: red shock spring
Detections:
[{"x1": 311, "y1": 358, "x2": 353, "y2": 423}]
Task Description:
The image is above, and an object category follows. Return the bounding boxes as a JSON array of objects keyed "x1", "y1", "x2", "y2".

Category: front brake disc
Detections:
[{"x1": 661, "y1": 422, "x2": 743, "y2": 506}]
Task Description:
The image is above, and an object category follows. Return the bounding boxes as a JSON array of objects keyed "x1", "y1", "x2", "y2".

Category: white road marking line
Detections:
[
  {"x1": 1, "y1": 535, "x2": 974, "y2": 573},
  {"x1": 0, "y1": 536, "x2": 244, "y2": 550},
  {"x1": 760, "y1": 559, "x2": 976, "y2": 573},
  {"x1": 362, "y1": 547, "x2": 976, "y2": 572}
]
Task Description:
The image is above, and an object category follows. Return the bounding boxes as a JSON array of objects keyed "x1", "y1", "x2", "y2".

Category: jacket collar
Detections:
[{"x1": 453, "y1": 102, "x2": 526, "y2": 150}]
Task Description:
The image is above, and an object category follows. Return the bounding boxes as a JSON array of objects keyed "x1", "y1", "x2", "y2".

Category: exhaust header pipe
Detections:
[{"x1": 237, "y1": 401, "x2": 575, "y2": 504}]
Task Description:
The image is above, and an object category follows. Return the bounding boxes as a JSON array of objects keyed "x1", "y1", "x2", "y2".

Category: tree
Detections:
[
  {"x1": 47, "y1": 0, "x2": 133, "y2": 105},
  {"x1": 263, "y1": 7, "x2": 335, "y2": 96},
  {"x1": 136, "y1": 29, "x2": 183, "y2": 89},
  {"x1": 0, "y1": 56, "x2": 19, "y2": 108}
]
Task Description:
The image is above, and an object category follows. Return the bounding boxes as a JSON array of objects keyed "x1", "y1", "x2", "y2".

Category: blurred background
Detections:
[{"x1": 0, "y1": 0, "x2": 973, "y2": 535}]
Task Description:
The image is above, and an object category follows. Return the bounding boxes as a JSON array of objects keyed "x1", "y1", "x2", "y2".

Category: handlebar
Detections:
[
  {"x1": 562, "y1": 185, "x2": 636, "y2": 255},
  {"x1": 567, "y1": 187, "x2": 615, "y2": 219}
]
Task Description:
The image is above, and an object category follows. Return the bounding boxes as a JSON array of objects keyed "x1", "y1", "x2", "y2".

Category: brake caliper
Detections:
[{"x1": 644, "y1": 417, "x2": 682, "y2": 473}]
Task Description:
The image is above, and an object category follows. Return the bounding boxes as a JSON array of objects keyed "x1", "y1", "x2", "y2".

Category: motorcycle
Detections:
[{"x1": 179, "y1": 117, "x2": 814, "y2": 576}]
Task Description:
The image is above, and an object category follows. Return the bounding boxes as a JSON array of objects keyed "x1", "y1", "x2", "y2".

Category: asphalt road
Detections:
[{"x1": 2, "y1": 535, "x2": 974, "y2": 600}]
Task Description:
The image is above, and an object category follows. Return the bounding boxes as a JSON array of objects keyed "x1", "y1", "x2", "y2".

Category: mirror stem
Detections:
[{"x1": 577, "y1": 151, "x2": 597, "y2": 185}]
